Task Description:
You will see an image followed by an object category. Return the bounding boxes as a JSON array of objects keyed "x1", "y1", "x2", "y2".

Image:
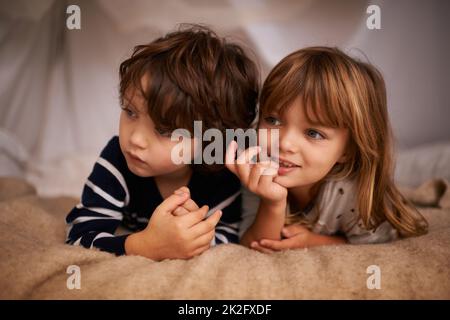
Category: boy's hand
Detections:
[
  {"x1": 225, "y1": 140, "x2": 287, "y2": 204},
  {"x1": 125, "y1": 191, "x2": 222, "y2": 260},
  {"x1": 172, "y1": 186, "x2": 199, "y2": 216}
]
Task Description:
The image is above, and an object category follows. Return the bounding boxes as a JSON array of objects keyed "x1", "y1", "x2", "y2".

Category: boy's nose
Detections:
[{"x1": 129, "y1": 130, "x2": 149, "y2": 149}]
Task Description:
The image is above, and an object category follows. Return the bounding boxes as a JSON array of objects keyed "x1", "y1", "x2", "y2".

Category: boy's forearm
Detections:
[
  {"x1": 241, "y1": 200, "x2": 286, "y2": 247},
  {"x1": 125, "y1": 231, "x2": 163, "y2": 261}
]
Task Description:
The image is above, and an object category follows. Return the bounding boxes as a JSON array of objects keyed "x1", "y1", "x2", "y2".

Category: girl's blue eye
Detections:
[
  {"x1": 306, "y1": 129, "x2": 324, "y2": 140},
  {"x1": 264, "y1": 116, "x2": 281, "y2": 126}
]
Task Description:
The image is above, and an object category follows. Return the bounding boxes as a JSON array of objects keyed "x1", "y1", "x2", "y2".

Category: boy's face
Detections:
[
  {"x1": 119, "y1": 84, "x2": 194, "y2": 178},
  {"x1": 258, "y1": 98, "x2": 349, "y2": 190}
]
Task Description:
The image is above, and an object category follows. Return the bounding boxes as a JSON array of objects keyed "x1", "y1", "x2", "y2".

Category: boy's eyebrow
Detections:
[
  {"x1": 263, "y1": 111, "x2": 281, "y2": 117},
  {"x1": 121, "y1": 98, "x2": 132, "y2": 106},
  {"x1": 122, "y1": 98, "x2": 143, "y2": 113}
]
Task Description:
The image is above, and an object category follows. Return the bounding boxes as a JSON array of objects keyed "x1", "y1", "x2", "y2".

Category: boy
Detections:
[{"x1": 65, "y1": 25, "x2": 259, "y2": 260}]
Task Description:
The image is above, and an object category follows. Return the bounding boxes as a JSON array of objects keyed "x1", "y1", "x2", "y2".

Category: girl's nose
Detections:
[{"x1": 279, "y1": 129, "x2": 300, "y2": 154}]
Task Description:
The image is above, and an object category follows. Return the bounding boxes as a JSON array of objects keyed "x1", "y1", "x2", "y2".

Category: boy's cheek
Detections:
[{"x1": 191, "y1": 137, "x2": 202, "y2": 159}]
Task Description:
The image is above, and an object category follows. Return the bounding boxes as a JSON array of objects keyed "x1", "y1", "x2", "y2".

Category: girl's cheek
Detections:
[{"x1": 257, "y1": 136, "x2": 272, "y2": 162}]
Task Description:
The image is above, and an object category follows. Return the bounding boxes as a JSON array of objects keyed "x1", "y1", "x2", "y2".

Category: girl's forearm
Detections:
[
  {"x1": 241, "y1": 200, "x2": 286, "y2": 247},
  {"x1": 307, "y1": 232, "x2": 347, "y2": 247}
]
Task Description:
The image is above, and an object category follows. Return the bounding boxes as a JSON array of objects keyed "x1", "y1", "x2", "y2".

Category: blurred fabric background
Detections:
[{"x1": 1, "y1": 0, "x2": 449, "y2": 195}]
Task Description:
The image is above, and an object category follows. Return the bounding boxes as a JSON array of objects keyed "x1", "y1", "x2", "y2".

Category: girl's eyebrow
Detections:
[
  {"x1": 305, "y1": 121, "x2": 333, "y2": 130},
  {"x1": 308, "y1": 124, "x2": 340, "y2": 136},
  {"x1": 302, "y1": 113, "x2": 331, "y2": 128}
]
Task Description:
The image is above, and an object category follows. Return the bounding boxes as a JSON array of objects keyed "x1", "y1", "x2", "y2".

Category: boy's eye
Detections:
[
  {"x1": 264, "y1": 116, "x2": 282, "y2": 126},
  {"x1": 155, "y1": 128, "x2": 171, "y2": 137},
  {"x1": 122, "y1": 107, "x2": 137, "y2": 119},
  {"x1": 306, "y1": 129, "x2": 325, "y2": 140}
]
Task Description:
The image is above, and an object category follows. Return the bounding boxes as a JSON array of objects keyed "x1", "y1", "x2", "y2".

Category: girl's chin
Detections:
[{"x1": 273, "y1": 175, "x2": 297, "y2": 188}]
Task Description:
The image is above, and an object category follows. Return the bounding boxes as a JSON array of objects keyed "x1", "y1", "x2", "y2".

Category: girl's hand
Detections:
[
  {"x1": 225, "y1": 141, "x2": 287, "y2": 204},
  {"x1": 251, "y1": 224, "x2": 312, "y2": 253},
  {"x1": 254, "y1": 224, "x2": 347, "y2": 252}
]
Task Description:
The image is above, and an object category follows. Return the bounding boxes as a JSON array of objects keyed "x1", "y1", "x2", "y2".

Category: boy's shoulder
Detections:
[
  {"x1": 96, "y1": 136, "x2": 128, "y2": 173},
  {"x1": 195, "y1": 167, "x2": 240, "y2": 189},
  {"x1": 191, "y1": 168, "x2": 241, "y2": 206},
  {"x1": 100, "y1": 136, "x2": 121, "y2": 158}
]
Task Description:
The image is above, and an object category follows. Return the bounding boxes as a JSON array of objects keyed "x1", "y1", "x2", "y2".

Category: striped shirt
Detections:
[{"x1": 66, "y1": 136, "x2": 242, "y2": 255}]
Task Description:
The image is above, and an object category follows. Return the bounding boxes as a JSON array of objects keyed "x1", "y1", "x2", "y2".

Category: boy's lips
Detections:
[{"x1": 127, "y1": 152, "x2": 146, "y2": 164}]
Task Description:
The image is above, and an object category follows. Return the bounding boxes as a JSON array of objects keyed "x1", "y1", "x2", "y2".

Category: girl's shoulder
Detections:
[
  {"x1": 315, "y1": 177, "x2": 399, "y2": 244},
  {"x1": 316, "y1": 177, "x2": 359, "y2": 215},
  {"x1": 310, "y1": 177, "x2": 359, "y2": 235}
]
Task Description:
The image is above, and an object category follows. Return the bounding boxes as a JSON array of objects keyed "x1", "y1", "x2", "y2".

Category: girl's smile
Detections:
[
  {"x1": 278, "y1": 166, "x2": 299, "y2": 176},
  {"x1": 274, "y1": 157, "x2": 301, "y2": 176}
]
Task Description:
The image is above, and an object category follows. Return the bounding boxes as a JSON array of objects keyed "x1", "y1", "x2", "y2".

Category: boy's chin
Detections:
[
  {"x1": 128, "y1": 167, "x2": 152, "y2": 177},
  {"x1": 126, "y1": 162, "x2": 154, "y2": 177},
  {"x1": 127, "y1": 162, "x2": 187, "y2": 178}
]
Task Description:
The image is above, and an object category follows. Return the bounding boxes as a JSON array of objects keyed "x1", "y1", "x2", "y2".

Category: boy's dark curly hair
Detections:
[{"x1": 119, "y1": 24, "x2": 259, "y2": 171}]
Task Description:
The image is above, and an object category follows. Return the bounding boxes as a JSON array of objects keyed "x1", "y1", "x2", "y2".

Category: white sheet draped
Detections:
[{"x1": 1, "y1": 0, "x2": 449, "y2": 195}]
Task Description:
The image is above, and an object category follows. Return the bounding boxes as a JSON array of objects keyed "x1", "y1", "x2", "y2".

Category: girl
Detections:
[{"x1": 226, "y1": 47, "x2": 428, "y2": 252}]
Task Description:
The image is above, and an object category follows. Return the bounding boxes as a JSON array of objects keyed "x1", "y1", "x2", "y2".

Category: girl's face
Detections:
[
  {"x1": 119, "y1": 88, "x2": 194, "y2": 178},
  {"x1": 259, "y1": 98, "x2": 349, "y2": 190}
]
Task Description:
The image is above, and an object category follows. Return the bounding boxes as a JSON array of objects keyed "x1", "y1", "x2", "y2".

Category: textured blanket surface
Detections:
[{"x1": 0, "y1": 177, "x2": 449, "y2": 299}]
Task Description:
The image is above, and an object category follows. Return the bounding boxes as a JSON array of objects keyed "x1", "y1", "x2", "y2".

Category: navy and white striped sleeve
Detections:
[
  {"x1": 211, "y1": 190, "x2": 242, "y2": 245},
  {"x1": 65, "y1": 137, "x2": 130, "y2": 255}
]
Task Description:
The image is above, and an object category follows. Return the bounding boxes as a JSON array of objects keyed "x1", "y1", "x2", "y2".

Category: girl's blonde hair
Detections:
[{"x1": 259, "y1": 47, "x2": 428, "y2": 237}]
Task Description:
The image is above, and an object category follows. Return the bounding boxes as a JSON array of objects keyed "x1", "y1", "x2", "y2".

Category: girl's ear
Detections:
[
  {"x1": 337, "y1": 152, "x2": 349, "y2": 164},
  {"x1": 337, "y1": 136, "x2": 353, "y2": 164}
]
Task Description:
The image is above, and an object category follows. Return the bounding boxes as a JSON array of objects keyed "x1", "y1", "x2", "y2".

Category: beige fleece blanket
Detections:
[{"x1": 0, "y1": 177, "x2": 449, "y2": 299}]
